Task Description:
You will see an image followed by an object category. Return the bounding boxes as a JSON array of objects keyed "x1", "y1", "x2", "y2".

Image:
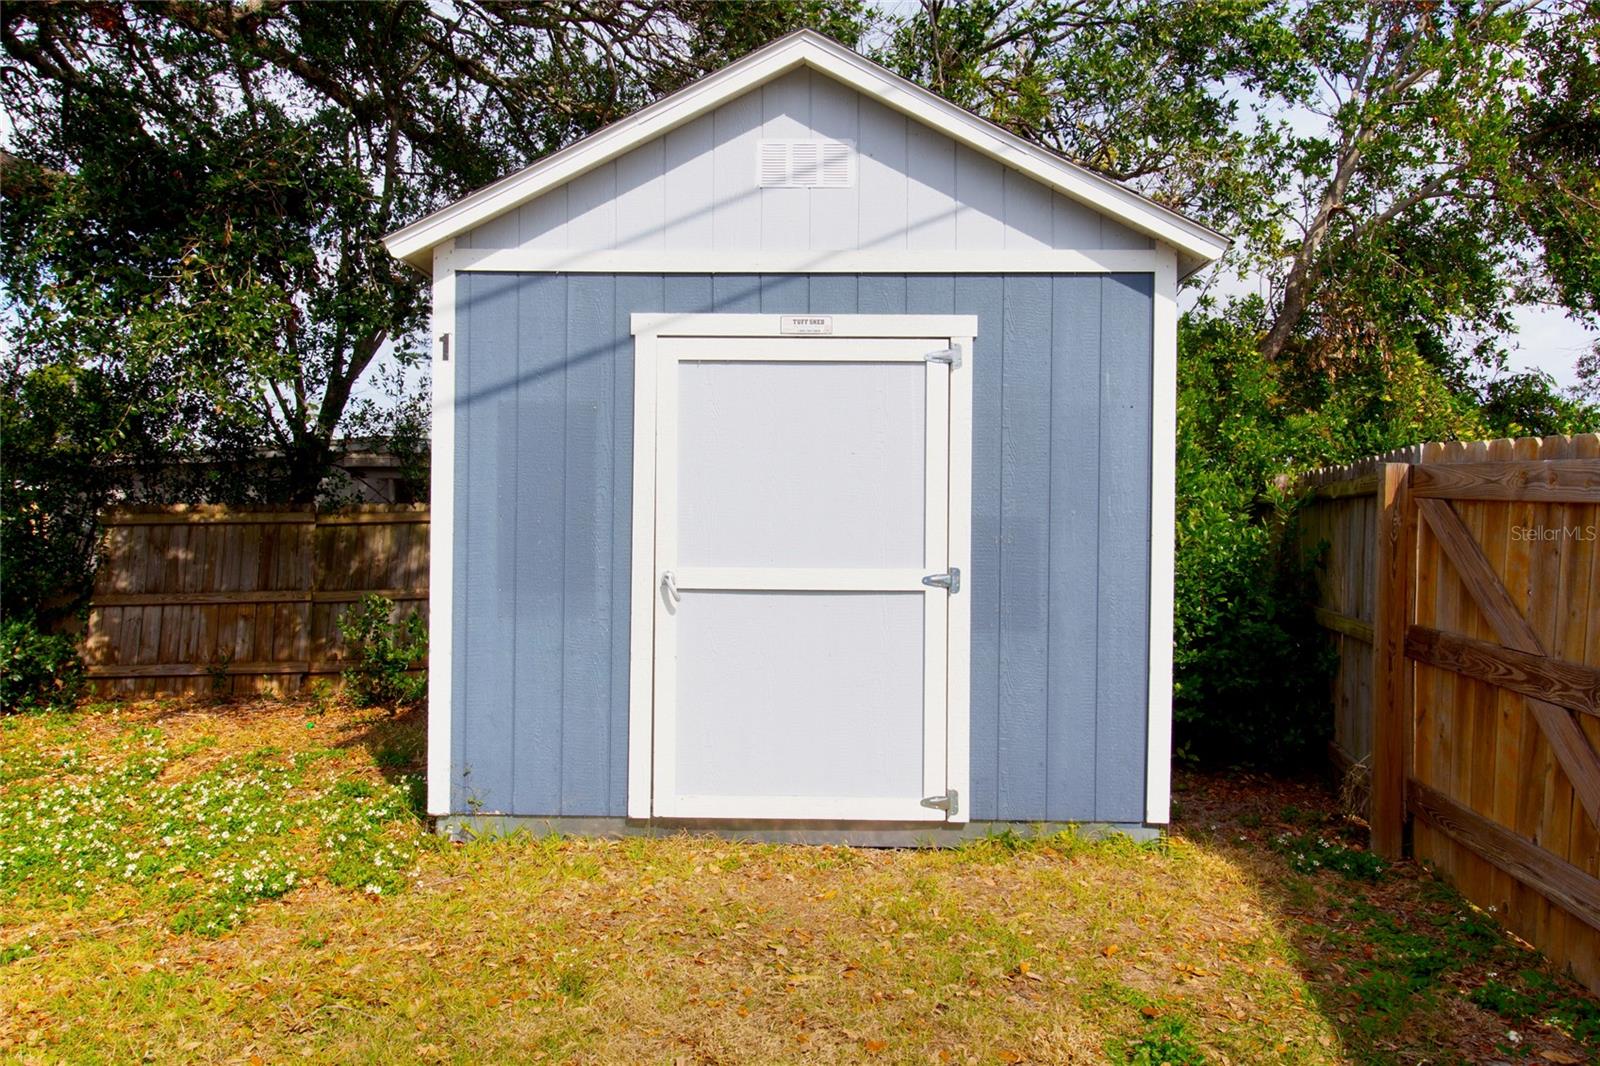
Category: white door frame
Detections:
[{"x1": 627, "y1": 313, "x2": 975, "y2": 822}]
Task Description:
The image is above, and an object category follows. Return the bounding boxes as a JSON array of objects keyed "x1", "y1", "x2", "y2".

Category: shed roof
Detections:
[{"x1": 384, "y1": 30, "x2": 1229, "y2": 275}]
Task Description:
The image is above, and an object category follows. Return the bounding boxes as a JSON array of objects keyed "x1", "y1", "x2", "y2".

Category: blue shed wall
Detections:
[{"x1": 452, "y1": 273, "x2": 1154, "y2": 822}]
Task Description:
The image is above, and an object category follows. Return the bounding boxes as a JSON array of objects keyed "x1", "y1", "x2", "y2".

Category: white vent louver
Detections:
[{"x1": 757, "y1": 140, "x2": 855, "y2": 188}]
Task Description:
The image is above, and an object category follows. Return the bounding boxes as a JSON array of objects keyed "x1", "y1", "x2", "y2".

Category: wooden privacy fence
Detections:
[
  {"x1": 82, "y1": 505, "x2": 429, "y2": 696},
  {"x1": 1295, "y1": 433, "x2": 1600, "y2": 992}
]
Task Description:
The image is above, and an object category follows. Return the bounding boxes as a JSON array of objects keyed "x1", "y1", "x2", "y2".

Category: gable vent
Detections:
[{"x1": 757, "y1": 140, "x2": 855, "y2": 188}]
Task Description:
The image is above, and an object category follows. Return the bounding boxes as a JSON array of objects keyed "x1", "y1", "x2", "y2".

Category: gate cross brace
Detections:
[{"x1": 1416, "y1": 497, "x2": 1600, "y2": 829}]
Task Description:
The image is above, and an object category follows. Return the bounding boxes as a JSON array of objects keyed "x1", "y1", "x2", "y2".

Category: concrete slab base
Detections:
[{"x1": 434, "y1": 815, "x2": 1164, "y2": 848}]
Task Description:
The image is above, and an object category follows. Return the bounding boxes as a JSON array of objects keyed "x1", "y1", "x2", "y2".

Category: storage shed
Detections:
[{"x1": 385, "y1": 30, "x2": 1228, "y2": 842}]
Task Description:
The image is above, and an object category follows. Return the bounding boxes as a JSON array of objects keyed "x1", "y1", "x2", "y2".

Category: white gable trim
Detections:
[
  {"x1": 445, "y1": 247, "x2": 1165, "y2": 275},
  {"x1": 385, "y1": 31, "x2": 1228, "y2": 272}
]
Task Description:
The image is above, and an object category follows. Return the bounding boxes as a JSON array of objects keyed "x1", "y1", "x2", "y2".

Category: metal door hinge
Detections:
[
  {"x1": 925, "y1": 345, "x2": 962, "y2": 368},
  {"x1": 922, "y1": 567, "x2": 960, "y2": 593},
  {"x1": 921, "y1": 789, "x2": 959, "y2": 815}
]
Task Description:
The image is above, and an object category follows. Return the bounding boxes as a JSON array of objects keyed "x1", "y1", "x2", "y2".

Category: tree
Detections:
[
  {"x1": 1, "y1": 1, "x2": 872, "y2": 504},
  {"x1": 1258, "y1": 1, "x2": 1600, "y2": 365},
  {"x1": 877, "y1": 0, "x2": 1305, "y2": 256},
  {"x1": 877, "y1": 0, "x2": 1599, "y2": 381}
]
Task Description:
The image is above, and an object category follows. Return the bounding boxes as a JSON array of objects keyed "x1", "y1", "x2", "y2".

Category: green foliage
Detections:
[
  {"x1": 1173, "y1": 311, "x2": 1333, "y2": 766},
  {"x1": 1469, "y1": 970, "x2": 1600, "y2": 1046},
  {"x1": 0, "y1": 1, "x2": 880, "y2": 508},
  {"x1": 336, "y1": 594, "x2": 427, "y2": 708},
  {"x1": 879, "y1": 0, "x2": 1599, "y2": 393},
  {"x1": 877, "y1": 0, "x2": 1304, "y2": 248},
  {"x1": 316, "y1": 777, "x2": 420, "y2": 896},
  {"x1": 1272, "y1": 832, "x2": 1387, "y2": 882},
  {"x1": 1, "y1": 617, "x2": 84, "y2": 714},
  {"x1": 1477, "y1": 368, "x2": 1600, "y2": 437},
  {"x1": 1172, "y1": 302, "x2": 1494, "y2": 767},
  {"x1": 0, "y1": 362, "x2": 148, "y2": 626},
  {"x1": 555, "y1": 964, "x2": 593, "y2": 1002}
]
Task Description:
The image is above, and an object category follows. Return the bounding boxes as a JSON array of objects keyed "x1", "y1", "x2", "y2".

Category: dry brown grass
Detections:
[{"x1": 2, "y1": 698, "x2": 1595, "y2": 1065}]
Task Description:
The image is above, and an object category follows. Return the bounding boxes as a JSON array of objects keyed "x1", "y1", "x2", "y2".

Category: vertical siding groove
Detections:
[
  {"x1": 997, "y1": 276, "x2": 1052, "y2": 819},
  {"x1": 1046, "y1": 277, "x2": 1101, "y2": 820},
  {"x1": 513, "y1": 276, "x2": 569, "y2": 814},
  {"x1": 1043, "y1": 285, "x2": 1055, "y2": 816}
]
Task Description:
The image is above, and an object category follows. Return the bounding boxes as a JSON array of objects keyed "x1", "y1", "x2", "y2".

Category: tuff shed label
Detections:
[{"x1": 779, "y1": 315, "x2": 833, "y2": 335}]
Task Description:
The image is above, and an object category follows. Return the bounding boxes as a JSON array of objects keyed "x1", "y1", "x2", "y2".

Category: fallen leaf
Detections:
[
  {"x1": 1102, "y1": 944, "x2": 1120, "y2": 958},
  {"x1": 1537, "y1": 1053, "x2": 1582, "y2": 1065},
  {"x1": 999, "y1": 1051, "x2": 1025, "y2": 1064},
  {"x1": 863, "y1": 1038, "x2": 887, "y2": 1053}
]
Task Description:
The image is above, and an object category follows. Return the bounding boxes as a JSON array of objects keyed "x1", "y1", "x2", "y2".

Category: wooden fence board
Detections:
[
  {"x1": 1294, "y1": 433, "x2": 1600, "y2": 992},
  {"x1": 1409, "y1": 780, "x2": 1600, "y2": 932},
  {"x1": 1405, "y1": 626, "x2": 1599, "y2": 718},
  {"x1": 83, "y1": 506, "x2": 429, "y2": 696}
]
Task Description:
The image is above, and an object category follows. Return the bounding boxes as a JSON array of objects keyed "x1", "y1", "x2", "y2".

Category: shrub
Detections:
[
  {"x1": 1, "y1": 617, "x2": 84, "y2": 714},
  {"x1": 336, "y1": 594, "x2": 426, "y2": 707},
  {"x1": 1172, "y1": 305, "x2": 1482, "y2": 768},
  {"x1": 1174, "y1": 311, "x2": 1341, "y2": 767}
]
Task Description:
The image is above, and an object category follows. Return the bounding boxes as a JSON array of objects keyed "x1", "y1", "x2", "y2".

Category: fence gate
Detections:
[{"x1": 1297, "y1": 435, "x2": 1600, "y2": 992}]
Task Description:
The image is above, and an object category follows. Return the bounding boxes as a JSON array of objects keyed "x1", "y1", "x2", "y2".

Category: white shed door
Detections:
[{"x1": 650, "y1": 332, "x2": 968, "y2": 822}]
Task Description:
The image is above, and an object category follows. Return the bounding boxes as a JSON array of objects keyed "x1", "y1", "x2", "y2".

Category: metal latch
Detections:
[
  {"x1": 922, "y1": 568, "x2": 960, "y2": 593},
  {"x1": 925, "y1": 345, "x2": 962, "y2": 368},
  {"x1": 921, "y1": 789, "x2": 959, "y2": 815},
  {"x1": 660, "y1": 570, "x2": 680, "y2": 606}
]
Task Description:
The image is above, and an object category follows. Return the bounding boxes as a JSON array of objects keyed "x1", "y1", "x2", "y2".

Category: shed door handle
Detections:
[{"x1": 661, "y1": 570, "x2": 680, "y2": 605}]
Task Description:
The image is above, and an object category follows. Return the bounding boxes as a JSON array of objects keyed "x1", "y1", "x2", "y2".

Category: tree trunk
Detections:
[
  {"x1": 1260, "y1": 257, "x2": 1314, "y2": 363},
  {"x1": 282, "y1": 436, "x2": 334, "y2": 505}
]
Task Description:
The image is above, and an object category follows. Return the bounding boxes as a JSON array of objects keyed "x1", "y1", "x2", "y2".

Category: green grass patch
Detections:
[
  {"x1": 1119, "y1": 1016, "x2": 1208, "y2": 1065},
  {"x1": 0, "y1": 713, "x2": 425, "y2": 936}
]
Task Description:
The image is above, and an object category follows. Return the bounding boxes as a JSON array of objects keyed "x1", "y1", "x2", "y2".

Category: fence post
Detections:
[{"x1": 1370, "y1": 462, "x2": 1413, "y2": 859}]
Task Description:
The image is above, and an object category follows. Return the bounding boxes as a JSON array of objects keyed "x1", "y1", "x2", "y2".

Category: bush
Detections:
[
  {"x1": 1174, "y1": 312, "x2": 1339, "y2": 767},
  {"x1": 336, "y1": 594, "x2": 426, "y2": 707},
  {"x1": 1172, "y1": 305, "x2": 1481, "y2": 769},
  {"x1": 1, "y1": 617, "x2": 85, "y2": 714}
]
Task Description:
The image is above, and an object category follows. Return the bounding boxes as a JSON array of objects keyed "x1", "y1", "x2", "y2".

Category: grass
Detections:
[{"x1": 1, "y1": 699, "x2": 1596, "y2": 1064}]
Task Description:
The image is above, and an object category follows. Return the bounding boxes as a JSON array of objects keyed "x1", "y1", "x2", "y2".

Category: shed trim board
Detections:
[
  {"x1": 426, "y1": 240, "x2": 457, "y2": 816},
  {"x1": 384, "y1": 31, "x2": 1228, "y2": 273},
  {"x1": 1145, "y1": 247, "x2": 1177, "y2": 824},
  {"x1": 628, "y1": 315, "x2": 976, "y2": 823},
  {"x1": 445, "y1": 248, "x2": 1170, "y2": 276}
]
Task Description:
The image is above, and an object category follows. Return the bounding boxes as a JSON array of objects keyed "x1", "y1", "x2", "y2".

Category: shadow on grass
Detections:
[
  {"x1": 325, "y1": 700, "x2": 428, "y2": 815},
  {"x1": 1171, "y1": 769, "x2": 1599, "y2": 1064}
]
